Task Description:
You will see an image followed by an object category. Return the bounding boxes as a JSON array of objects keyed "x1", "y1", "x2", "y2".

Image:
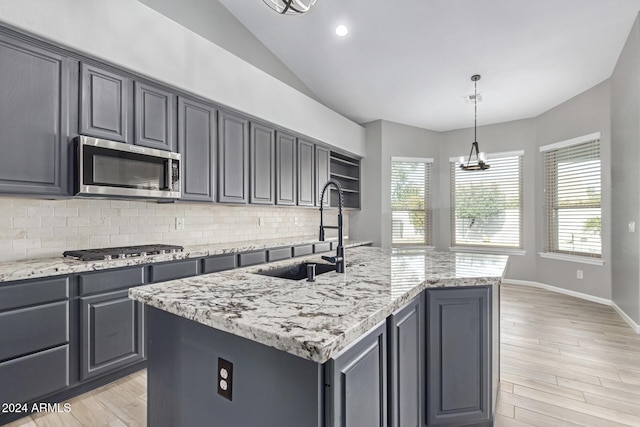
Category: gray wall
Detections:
[
  {"x1": 353, "y1": 81, "x2": 612, "y2": 300},
  {"x1": 138, "y1": 0, "x2": 320, "y2": 102},
  {"x1": 350, "y1": 120, "x2": 441, "y2": 248},
  {"x1": 611, "y1": 14, "x2": 640, "y2": 324},
  {"x1": 535, "y1": 80, "x2": 612, "y2": 300}
]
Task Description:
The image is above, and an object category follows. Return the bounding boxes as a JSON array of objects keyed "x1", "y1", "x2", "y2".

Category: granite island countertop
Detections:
[
  {"x1": 129, "y1": 247, "x2": 508, "y2": 363},
  {"x1": 0, "y1": 237, "x2": 370, "y2": 283}
]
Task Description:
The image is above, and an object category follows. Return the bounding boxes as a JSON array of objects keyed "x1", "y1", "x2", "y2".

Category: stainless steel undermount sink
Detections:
[{"x1": 256, "y1": 262, "x2": 336, "y2": 281}]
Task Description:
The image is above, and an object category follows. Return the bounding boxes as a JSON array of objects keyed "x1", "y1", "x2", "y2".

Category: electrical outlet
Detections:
[
  {"x1": 577, "y1": 270, "x2": 583, "y2": 280},
  {"x1": 258, "y1": 217, "x2": 264, "y2": 227},
  {"x1": 294, "y1": 217, "x2": 299, "y2": 225},
  {"x1": 217, "y1": 358, "x2": 233, "y2": 401},
  {"x1": 629, "y1": 221, "x2": 636, "y2": 233},
  {"x1": 175, "y1": 217, "x2": 185, "y2": 230}
]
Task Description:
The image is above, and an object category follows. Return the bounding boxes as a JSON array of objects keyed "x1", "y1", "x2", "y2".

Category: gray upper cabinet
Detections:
[
  {"x1": 326, "y1": 320, "x2": 387, "y2": 427},
  {"x1": 388, "y1": 295, "x2": 424, "y2": 427},
  {"x1": 297, "y1": 139, "x2": 315, "y2": 206},
  {"x1": 250, "y1": 123, "x2": 275, "y2": 204},
  {"x1": 80, "y1": 63, "x2": 131, "y2": 143},
  {"x1": 0, "y1": 34, "x2": 72, "y2": 196},
  {"x1": 178, "y1": 97, "x2": 216, "y2": 202},
  {"x1": 315, "y1": 145, "x2": 330, "y2": 207},
  {"x1": 426, "y1": 287, "x2": 491, "y2": 427},
  {"x1": 276, "y1": 131, "x2": 297, "y2": 206},
  {"x1": 218, "y1": 111, "x2": 249, "y2": 203},
  {"x1": 134, "y1": 81, "x2": 175, "y2": 151}
]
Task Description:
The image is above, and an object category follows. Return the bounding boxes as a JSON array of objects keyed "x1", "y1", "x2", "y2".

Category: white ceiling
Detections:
[{"x1": 218, "y1": 0, "x2": 640, "y2": 131}]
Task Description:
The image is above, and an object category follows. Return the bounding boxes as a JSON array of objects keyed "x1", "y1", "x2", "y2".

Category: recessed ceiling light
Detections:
[{"x1": 335, "y1": 25, "x2": 349, "y2": 37}]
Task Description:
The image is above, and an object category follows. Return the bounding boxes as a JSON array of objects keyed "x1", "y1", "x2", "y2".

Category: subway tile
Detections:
[
  {"x1": 13, "y1": 217, "x2": 41, "y2": 228},
  {"x1": 12, "y1": 239, "x2": 41, "y2": 250},
  {"x1": 54, "y1": 207, "x2": 78, "y2": 217},
  {"x1": 27, "y1": 207, "x2": 54, "y2": 217}
]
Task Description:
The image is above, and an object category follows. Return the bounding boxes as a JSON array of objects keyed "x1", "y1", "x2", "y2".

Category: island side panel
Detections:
[{"x1": 146, "y1": 307, "x2": 323, "y2": 427}]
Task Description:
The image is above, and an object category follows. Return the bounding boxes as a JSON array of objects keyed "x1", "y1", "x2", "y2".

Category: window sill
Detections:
[
  {"x1": 392, "y1": 246, "x2": 435, "y2": 251},
  {"x1": 449, "y1": 247, "x2": 526, "y2": 256},
  {"x1": 538, "y1": 252, "x2": 604, "y2": 266}
]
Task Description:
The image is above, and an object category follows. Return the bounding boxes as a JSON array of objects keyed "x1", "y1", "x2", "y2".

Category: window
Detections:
[
  {"x1": 391, "y1": 158, "x2": 433, "y2": 246},
  {"x1": 450, "y1": 152, "x2": 523, "y2": 249},
  {"x1": 542, "y1": 134, "x2": 601, "y2": 258}
]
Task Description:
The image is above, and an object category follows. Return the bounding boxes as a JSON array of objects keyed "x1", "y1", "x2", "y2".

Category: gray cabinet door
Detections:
[
  {"x1": 250, "y1": 122, "x2": 275, "y2": 204},
  {"x1": 80, "y1": 63, "x2": 131, "y2": 142},
  {"x1": 0, "y1": 35, "x2": 71, "y2": 196},
  {"x1": 426, "y1": 287, "x2": 491, "y2": 426},
  {"x1": 388, "y1": 295, "x2": 424, "y2": 427},
  {"x1": 297, "y1": 139, "x2": 315, "y2": 206},
  {"x1": 80, "y1": 290, "x2": 145, "y2": 380},
  {"x1": 315, "y1": 145, "x2": 330, "y2": 207},
  {"x1": 178, "y1": 97, "x2": 216, "y2": 202},
  {"x1": 134, "y1": 81, "x2": 175, "y2": 151},
  {"x1": 326, "y1": 321, "x2": 387, "y2": 427},
  {"x1": 218, "y1": 110, "x2": 249, "y2": 203},
  {"x1": 276, "y1": 131, "x2": 297, "y2": 205}
]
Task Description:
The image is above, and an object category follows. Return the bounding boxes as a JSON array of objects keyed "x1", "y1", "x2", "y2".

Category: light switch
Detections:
[{"x1": 629, "y1": 221, "x2": 636, "y2": 233}]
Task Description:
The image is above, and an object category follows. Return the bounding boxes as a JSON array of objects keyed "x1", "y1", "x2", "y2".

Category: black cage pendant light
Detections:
[
  {"x1": 460, "y1": 74, "x2": 490, "y2": 171},
  {"x1": 264, "y1": 0, "x2": 318, "y2": 15}
]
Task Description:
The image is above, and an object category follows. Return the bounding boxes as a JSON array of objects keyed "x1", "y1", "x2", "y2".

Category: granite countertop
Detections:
[
  {"x1": 129, "y1": 247, "x2": 508, "y2": 364},
  {"x1": 0, "y1": 237, "x2": 371, "y2": 283}
]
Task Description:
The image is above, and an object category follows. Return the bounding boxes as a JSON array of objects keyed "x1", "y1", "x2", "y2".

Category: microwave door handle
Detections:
[{"x1": 166, "y1": 160, "x2": 173, "y2": 191}]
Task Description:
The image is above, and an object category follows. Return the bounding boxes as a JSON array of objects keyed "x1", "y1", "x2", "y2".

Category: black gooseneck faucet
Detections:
[{"x1": 318, "y1": 179, "x2": 345, "y2": 273}]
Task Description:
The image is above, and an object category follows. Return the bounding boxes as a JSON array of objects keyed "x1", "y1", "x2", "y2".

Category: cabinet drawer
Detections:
[
  {"x1": 314, "y1": 242, "x2": 331, "y2": 253},
  {"x1": 0, "y1": 301, "x2": 68, "y2": 362},
  {"x1": 267, "y1": 247, "x2": 292, "y2": 262},
  {"x1": 293, "y1": 245, "x2": 313, "y2": 257},
  {"x1": 238, "y1": 251, "x2": 266, "y2": 267},
  {"x1": 0, "y1": 277, "x2": 68, "y2": 311},
  {"x1": 0, "y1": 345, "x2": 69, "y2": 404},
  {"x1": 79, "y1": 267, "x2": 145, "y2": 296},
  {"x1": 202, "y1": 254, "x2": 237, "y2": 274},
  {"x1": 149, "y1": 259, "x2": 199, "y2": 282}
]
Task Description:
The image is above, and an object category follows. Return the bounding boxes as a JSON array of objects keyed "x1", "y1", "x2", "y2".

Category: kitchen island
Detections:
[{"x1": 130, "y1": 247, "x2": 508, "y2": 427}]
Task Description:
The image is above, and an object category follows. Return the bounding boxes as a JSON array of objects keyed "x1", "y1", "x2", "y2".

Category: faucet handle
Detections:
[{"x1": 321, "y1": 255, "x2": 337, "y2": 264}]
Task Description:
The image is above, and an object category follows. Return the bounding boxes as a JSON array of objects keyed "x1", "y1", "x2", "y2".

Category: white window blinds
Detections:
[
  {"x1": 391, "y1": 159, "x2": 433, "y2": 246},
  {"x1": 542, "y1": 138, "x2": 601, "y2": 258},
  {"x1": 450, "y1": 153, "x2": 523, "y2": 248}
]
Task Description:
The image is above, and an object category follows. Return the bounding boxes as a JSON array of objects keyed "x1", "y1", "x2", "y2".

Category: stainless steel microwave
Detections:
[{"x1": 75, "y1": 136, "x2": 181, "y2": 200}]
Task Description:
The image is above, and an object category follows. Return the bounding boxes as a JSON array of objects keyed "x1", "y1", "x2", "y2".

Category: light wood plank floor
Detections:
[
  {"x1": 4, "y1": 284, "x2": 640, "y2": 426},
  {"x1": 496, "y1": 284, "x2": 640, "y2": 427}
]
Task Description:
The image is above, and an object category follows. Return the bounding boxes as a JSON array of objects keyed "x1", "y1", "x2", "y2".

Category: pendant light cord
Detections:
[{"x1": 474, "y1": 78, "x2": 477, "y2": 143}]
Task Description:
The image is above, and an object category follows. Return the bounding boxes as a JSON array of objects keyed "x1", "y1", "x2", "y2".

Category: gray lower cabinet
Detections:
[
  {"x1": 80, "y1": 62, "x2": 131, "y2": 143},
  {"x1": 250, "y1": 122, "x2": 275, "y2": 204},
  {"x1": 426, "y1": 287, "x2": 491, "y2": 427},
  {"x1": 218, "y1": 110, "x2": 250, "y2": 203},
  {"x1": 0, "y1": 33, "x2": 72, "y2": 196},
  {"x1": 178, "y1": 96, "x2": 216, "y2": 202},
  {"x1": 326, "y1": 320, "x2": 387, "y2": 427},
  {"x1": 80, "y1": 289, "x2": 145, "y2": 380},
  {"x1": 316, "y1": 145, "x2": 331, "y2": 207},
  {"x1": 134, "y1": 81, "x2": 176, "y2": 151},
  {"x1": 0, "y1": 276, "x2": 70, "y2": 413},
  {"x1": 276, "y1": 131, "x2": 297, "y2": 205},
  {"x1": 297, "y1": 138, "x2": 315, "y2": 206},
  {"x1": 388, "y1": 295, "x2": 424, "y2": 427}
]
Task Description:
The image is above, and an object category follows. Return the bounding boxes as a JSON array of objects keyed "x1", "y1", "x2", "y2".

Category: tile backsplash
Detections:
[{"x1": 0, "y1": 198, "x2": 347, "y2": 262}]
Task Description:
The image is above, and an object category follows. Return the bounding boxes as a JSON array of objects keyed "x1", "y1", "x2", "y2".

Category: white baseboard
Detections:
[
  {"x1": 611, "y1": 301, "x2": 640, "y2": 334},
  {"x1": 501, "y1": 279, "x2": 640, "y2": 333}
]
